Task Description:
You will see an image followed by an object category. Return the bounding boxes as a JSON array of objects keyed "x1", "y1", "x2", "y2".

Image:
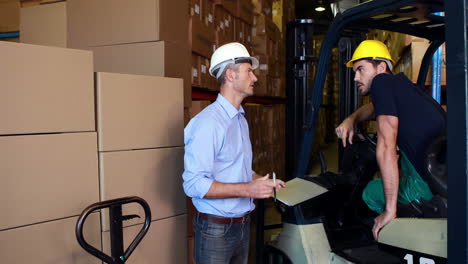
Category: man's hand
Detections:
[
  {"x1": 372, "y1": 209, "x2": 396, "y2": 240},
  {"x1": 247, "y1": 174, "x2": 285, "y2": 199},
  {"x1": 335, "y1": 117, "x2": 355, "y2": 147}
]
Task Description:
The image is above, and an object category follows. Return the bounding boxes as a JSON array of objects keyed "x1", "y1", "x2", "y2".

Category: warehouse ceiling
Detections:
[{"x1": 294, "y1": 0, "x2": 362, "y2": 21}]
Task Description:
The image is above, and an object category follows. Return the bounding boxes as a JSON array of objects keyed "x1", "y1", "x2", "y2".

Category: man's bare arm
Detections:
[
  {"x1": 204, "y1": 174, "x2": 285, "y2": 199},
  {"x1": 336, "y1": 103, "x2": 375, "y2": 147},
  {"x1": 373, "y1": 114, "x2": 399, "y2": 240}
]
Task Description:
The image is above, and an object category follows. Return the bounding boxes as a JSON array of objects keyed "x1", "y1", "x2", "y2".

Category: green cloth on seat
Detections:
[{"x1": 362, "y1": 151, "x2": 433, "y2": 214}]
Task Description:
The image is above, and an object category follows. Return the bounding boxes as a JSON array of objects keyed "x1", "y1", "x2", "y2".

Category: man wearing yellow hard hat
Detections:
[{"x1": 335, "y1": 40, "x2": 446, "y2": 240}]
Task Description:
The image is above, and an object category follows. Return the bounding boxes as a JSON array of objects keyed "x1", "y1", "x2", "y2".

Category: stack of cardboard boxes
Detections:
[
  {"x1": 244, "y1": 104, "x2": 286, "y2": 179},
  {"x1": 251, "y1": 0, "x2": 293, "y2": 97},
  {"x1": 19, "y1": 0, "x2": 192, "y2": 108},
  {"x1": 0, "y1": 41, "x2": 100, "y2": 263},
  {"x1": 96, "y1": 72, "x2": 186, "y2": 263},
  {"x1": 1, "y1": 41, "x2": 188, "y2": 263},
  {"x1": 3, "y1": 0, "x2": 191, "y2": 261}
]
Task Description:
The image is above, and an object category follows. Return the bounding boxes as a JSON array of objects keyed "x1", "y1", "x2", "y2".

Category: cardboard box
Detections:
[
  {"x1": 237, "y1": 0, "x2": 254, "y2": 25},
  {"x1": 0, "y1": 41, "x2": 95, "y2": 135},
  {"x1": 0, "y1": 213, "x2": 101, "y2": 264},
  {"x1": 190, "y1": 15, "x2": 216, "y2": 58},
  {"x1": 102, "y1": 215, "x2": 187, "y2": 264},
  {"x1": 99, "y1": 147, "x2": 185, "y2": 230},
  {"x1": 67, "y1": 0, "x2": 188, "y2": 49},
  {"x1": 202, "y1": 0, "x2": 214, "y2": 26},
  {"x1": 0, "y1": 132, "x2": 99, "y2": 230},
  {"x1": 189, "y1": 100, "x2": 211, "y2": 119},
  {"x1": 200, "y1": 56, "x2": 211, "y2": 88},
  {"x1": 91, "y1": 40, "x2": 191, "y2": 108},
  {"x1": 96, "y1": 72, "x2": 183, "y2": 151},
  {"x1": 192, "y1": 53, "x2": 201, "y2": 87},
  {"x1": 253, "y1": 13, "x2": 280, "y2": 39},
  {"x1": 188, "y1": 236, "x2": 195, "y2": 264},
  {"x1": 189, "y1": 0, "x2": 202, "y2": 17},
  {"x1": 187, "y1": 198, "x2": 196, "y2": 237},
  {"x1": 20, "y1": 1, "x2": 67, "y2": 47},
  {"x1": 213, "y1": 0, "x2": 237, "y2": 16},
  {"x1": 0, "y1": 0, "x2": 19, "y2": 32}
]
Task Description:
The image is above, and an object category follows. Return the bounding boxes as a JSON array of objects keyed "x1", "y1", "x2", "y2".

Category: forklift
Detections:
[{"x1": 261, "y1": 0, "x2": 467, "y2": 263}]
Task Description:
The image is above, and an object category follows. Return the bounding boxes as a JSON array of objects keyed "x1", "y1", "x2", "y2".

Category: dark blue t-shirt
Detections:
[{"x1": 370, "y1": 73, "x2": 446, "y2": 179}]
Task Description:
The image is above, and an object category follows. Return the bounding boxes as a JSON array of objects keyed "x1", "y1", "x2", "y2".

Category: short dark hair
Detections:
[
  {"x1": 216, "y1": 63, "x2": 241, "y2": 86},
  {"x1": 362, "y1": 58, "x2": 392, "y2": 73}
]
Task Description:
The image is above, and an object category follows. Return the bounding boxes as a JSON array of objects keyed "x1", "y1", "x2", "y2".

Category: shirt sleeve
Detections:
[
  {"x1": 371, "y1": 73, "x2": 398, "y2": 117},
  {"x1": 182, "y1": 115, "x2": 223, "y2": 199}
]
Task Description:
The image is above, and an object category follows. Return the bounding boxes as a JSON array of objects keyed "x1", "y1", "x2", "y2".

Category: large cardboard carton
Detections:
[
  {"x1": 237, "y1": 0, "x2": 254, "y2": 25},
  {"x1": 0, "y1": 213, "x2": 101, "y2": 264},
  {"x1": 99, "y1": 147, "x2": 185, "y2": 230},
  {"x1": 102, "y1": 215, "x2": 187, "y2": 264},
  {"x1": 200, "y1": 56, "x2": 211, "y2": 88},
  {"x1": 192, "y1": 53, "x2": 201, "y2": 87},
  {"x1": 190, "y1": 15, "x2": 215, "y2": 58},
  {"x1": 0, "y1": 0, "x2": 19, "y2": 32},
  {"x1": 213, "y1": 0, "x2": 237, "y2": 16},
  {"x1": 0, "y1": 132, "x2": 99, "y2": 230},
  {"x1": 0, "y1": 41, "x2": 95, "y2": 135},
  {"x1": 91, "y1": 41, "x2": 191, "y2": 108},
  {"x1": 96, "y1": 72, "x2": 184, "y2": 151},
  {"x1": 67, "y1": 0, "x2": 188, "y2": 49},
  {"x1": 20, "y1": 1, "x2": 67, "y2": 47}
]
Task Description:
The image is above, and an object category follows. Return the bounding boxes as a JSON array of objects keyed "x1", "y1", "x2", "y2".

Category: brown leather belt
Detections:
[{"x1": 198, "y1": 212, "x2": 249, "y2": 224}]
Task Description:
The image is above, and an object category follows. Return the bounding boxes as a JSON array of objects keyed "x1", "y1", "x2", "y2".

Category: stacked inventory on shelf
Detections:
[
  {"x1": 189, "y1": 0, "x2": 293, "y2": 97},
  {"x1": 189, "y1": 0, "x2": 255, "y2": 91},
  {"x1": 244, "y1": 104, "x2": 286, "y2": 179}
]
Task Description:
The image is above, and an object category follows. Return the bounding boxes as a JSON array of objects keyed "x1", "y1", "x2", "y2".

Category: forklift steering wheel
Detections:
[{"x1": 356, "y1": 123, "x2": 377, "y2": 148}]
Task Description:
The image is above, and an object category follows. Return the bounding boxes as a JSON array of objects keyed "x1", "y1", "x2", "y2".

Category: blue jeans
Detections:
[{"x1": 193, "y1": 213, "x2": 250, "y2": 264}]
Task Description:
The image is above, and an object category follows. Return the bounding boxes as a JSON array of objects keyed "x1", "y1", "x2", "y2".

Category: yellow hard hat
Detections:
[{"x1": 346, "y1": 40, "x2": 394, "y2": 68}]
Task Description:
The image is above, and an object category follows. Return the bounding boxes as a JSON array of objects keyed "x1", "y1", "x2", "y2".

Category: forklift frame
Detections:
[{"x1": 290, "y1": 0, "x2": 467, "y2": 262}]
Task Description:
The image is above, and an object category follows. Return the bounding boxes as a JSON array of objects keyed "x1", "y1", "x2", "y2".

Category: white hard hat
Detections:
[{"x1": 209, "y1": 42, "x2": 259, "y2": 78}]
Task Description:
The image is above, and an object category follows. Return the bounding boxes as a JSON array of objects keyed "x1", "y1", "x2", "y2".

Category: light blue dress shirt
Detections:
[{"x1": 183, "y1": 94, "x2": 255, "y2": 217}]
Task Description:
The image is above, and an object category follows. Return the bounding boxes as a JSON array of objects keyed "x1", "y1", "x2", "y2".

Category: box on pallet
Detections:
[{"x1": 67, "y1": 0, "x2": 188, "y2": 49}]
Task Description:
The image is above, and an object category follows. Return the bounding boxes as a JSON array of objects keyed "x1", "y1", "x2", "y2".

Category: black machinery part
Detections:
[{"x1": 75, "y1": 196, "x2": 152, "y2": 264}]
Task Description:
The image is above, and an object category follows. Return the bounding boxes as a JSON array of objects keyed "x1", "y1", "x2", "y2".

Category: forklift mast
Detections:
[{"x1": 284, "y1": 0, "x2": 467, "y2": 261}]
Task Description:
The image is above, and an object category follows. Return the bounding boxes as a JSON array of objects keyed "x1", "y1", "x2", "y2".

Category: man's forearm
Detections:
[
  {"x1": 350, "y1": 103, "x2": 375, "y2": 123},
  {"x1": 204, "y1": 181, "x2": 250, "y2": 199},
  {"x1": 376, "y1": 145, "x2": 399, "y2": 213}
]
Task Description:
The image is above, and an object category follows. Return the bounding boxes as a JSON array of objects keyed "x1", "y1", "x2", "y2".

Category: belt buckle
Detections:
[{"x1": 241, "y1": 214, "x2": 248, "y2": 223}]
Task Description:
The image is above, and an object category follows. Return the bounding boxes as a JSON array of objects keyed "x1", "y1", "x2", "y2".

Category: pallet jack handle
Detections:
[{"x1": 75, "y1": 196, "x2": 152, "y2": 264}]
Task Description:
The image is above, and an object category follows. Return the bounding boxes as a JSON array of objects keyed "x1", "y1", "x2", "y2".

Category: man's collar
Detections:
[{"x1": 216, "y1": 94, "x2": 245, "y2": 118}]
